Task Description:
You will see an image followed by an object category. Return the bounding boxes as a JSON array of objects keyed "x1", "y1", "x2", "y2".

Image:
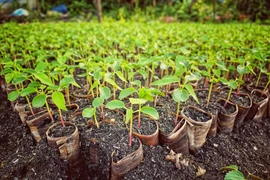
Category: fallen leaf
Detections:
[{"x1": 196, "y1": 166, "x2": 206, "y2": 177}]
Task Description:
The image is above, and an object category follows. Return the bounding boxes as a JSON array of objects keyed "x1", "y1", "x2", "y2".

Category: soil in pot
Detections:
[
  {"x1": 48, "y1": 123, "x2": 76, "y2": 138},
  {"x1": 230, "y1": 93, "x2": 251, "y2": 108},
  {"x1": 183, "y1": 108, "x2": 211, "y2": 122},
  {"x1": 216, "y1": 100, "x2": 237, "y2": 115},
  {"x1": 133, "y1": 117, "x2": 157, "y2": 136}
]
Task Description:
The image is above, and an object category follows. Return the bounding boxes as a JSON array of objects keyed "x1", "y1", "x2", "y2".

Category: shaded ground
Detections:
[{"x1": 0, "y1": 87, "x2": 270, "y2": 180}]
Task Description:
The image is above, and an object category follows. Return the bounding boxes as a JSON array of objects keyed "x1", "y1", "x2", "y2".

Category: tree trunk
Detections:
[
  {"x1": 97, "y1": 0, "x2": 102, "y2": 23},
  {"x1": 213, "y1": 0, "x2": 216, "y2": 22},
  {"x1": 153, "y1": 0, "x2": 156, "y2": 7},
  {"x1": 188, "y1": 0, "x2": 197, "y2": 14}
]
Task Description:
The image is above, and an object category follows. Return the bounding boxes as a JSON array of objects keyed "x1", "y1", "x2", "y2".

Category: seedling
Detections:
[{"x1": 220, "y1": 165, "x2": 262, "y2": 180}]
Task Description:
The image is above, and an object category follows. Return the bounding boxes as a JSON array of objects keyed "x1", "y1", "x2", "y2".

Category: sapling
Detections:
[
  {"x1": 220, "y1": 78, "x2": 238, "y2": 107},
  {"x1": 220, "y1": 165, "x2": 262, "y2": 180},
  {"x1": 106, "y1": 98, "x2": 159, "y2": 146},
  {"x1": 52, "y1": 91, "x2": 67, "y2": 127},
  {"x1": 82, "y1": 86, "x2": 111, "y2": 128}
]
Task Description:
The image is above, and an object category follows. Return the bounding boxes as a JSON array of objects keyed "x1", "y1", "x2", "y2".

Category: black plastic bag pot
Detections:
[
  {"x1": 110, "y1": 137, "x2": 143, "y2": 180},
  {"x1": 216, "y1": 98, "x2": 238, "y2": 133},
  {"x1": 159, "y1": 119, "x2": 189, "y2": 155},
  {"x1": 46, "y1": 121, "x2": 80, "y2": 163},
  {"x1": 181, "y1": 106, "x2": 213, "y2": 152},
  {"x1": 230, "y1": 93, "x2": 252, "y2": 128},
  {"x1": 245, "y1": 89, "x2": 269, "y2": 121},
  {"x1": 26, "y1": 110, "x2": 53, "y2": 142}
]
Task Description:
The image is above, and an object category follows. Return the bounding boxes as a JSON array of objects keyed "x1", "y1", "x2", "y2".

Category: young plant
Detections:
[
  {"x1": 220, "y1": 165, "x2": 262, "y2": 180},
  {"x1": 82, "y1": 86, "x2": 111, "y2": 128},
  {"x1": 106, "y1": 98, "x2": 159, "y2": 146},
  {"x1": 220, "y1": 78, "x2": 238, "y2": 107}
]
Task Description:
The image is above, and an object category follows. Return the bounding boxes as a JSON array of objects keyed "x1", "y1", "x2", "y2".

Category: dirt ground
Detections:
[{"x1": 0, "y1": 86, "x2": 270, "y2": 180}]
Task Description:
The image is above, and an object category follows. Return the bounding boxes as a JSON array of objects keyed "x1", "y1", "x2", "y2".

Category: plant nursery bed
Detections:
[{"x1": 1, "y1": 89, "x2": 270, "y2": 180}]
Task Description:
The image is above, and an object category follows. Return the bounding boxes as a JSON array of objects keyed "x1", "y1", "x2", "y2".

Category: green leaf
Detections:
[
  {"x1": 185, "y1": 84, "x2": 199, "y2": 104},
  {"x1": 129, "y1": 98, "x2": 147, "y2": 105},
  {"x1": 92, "y1": 97, "x2": 104, "y2": 108},
  {"x1": 125, "y1": 108, "x2": 133, "y2": 124},
  {"x1": 106, "y1": 100, "x2": 125, "y2": 110},
  {"x1": 12, "y1": 76, "x2": 26, "y2": 85},
  {"x1": 236, "y1": 65, "x2": 247, "y2": 75},
  {"x1": 8, "y1": 91, "x2": 19, "y2": 101},
  {"x1": 34, "y1": 73, "x2": 54, "y2": 87},
  {"x1": 115, "y1": 71, "x2": 127, "y2": 82},
  {"x1": 60, "y1": 76, "x2": 80, "y2": 88},
  {"x1": 151, "y1": 76, "x2": 179, "y2": 86},
  {"x1": 100, "y1": 86, "x2": 111, "y2": 99},
  {"x1": 20, "y1": 87, "x2": 36, "y2": 97},
  {"x1": 130, "y1": 80, "x2": 141, "y2": 87},
  {"x1": 32, "y1": 94, "x2": 46, "y2": 107},
  {"x1": 52, "y1": 92, "x2": 67, "y2": 111},
  {"x1": 212, "y1": 69, "x2": 221, "y2": 78},
  {"x1": 228, "y1": 80, "x2": 238, "y2": 89},
  {"x1": 137, "y1": 69, "x2": 147, "y2": 79},
  {"x1": 141, "y1": 106, "x2": 159, "y2": 120},
  {"x1": 27, "y1": 82, "x2": 41, "y2": 87},
  {"x1": 220, "y1": 165, "x2": 239, "y2": 171},
  {"x1": 5, "y1": 73, "x2": 14, "y2": 84},
  {"x1": 89, "y1": 80, "x2": 99, "y2": 93},
  {"x1": 35, "y1": 61, "x2": 47, "y2": 72},
  {"x1": 104, "y1": 77, "x2": 122, "y2": 90},
  {"x1": 119, "y1": 87, "x2": 136, "y2": 100},
  {"x1": 172, "y1": 89, "x2": 189, "y2": 102},
  {"x1": 184, "y1": 72, "x2": 201, "y2": 84},
  {"x1": 224, "y1": 170, "x2": 245, "y2": 180},
  {"x1": 82, "y1": 108, "x2": 96, "y2": 118}
]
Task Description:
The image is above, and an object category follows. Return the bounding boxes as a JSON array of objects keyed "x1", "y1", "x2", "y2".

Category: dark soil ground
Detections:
[{"x1": 1, "y1": 87, "x2": 270, "y2": 180}]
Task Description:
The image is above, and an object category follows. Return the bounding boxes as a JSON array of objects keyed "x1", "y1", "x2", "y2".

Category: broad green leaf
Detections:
[
  {"x1": 129, "y1": 98, "x2": 147, "y2": 105},
  {"x1": 228, "y1": 80, "x2": 238, "y2": 89},
  {"x1": 82, "y1": 108, "x2": 96, "y2": 118},
  {"x1": 119, "y1": 87, "x2": 136, "y2": 100},
  {"x1": 106, "y1": 100, "x2": 125, "y2": 110},
  {"x1": 130, "y1": 80, "x2": 141, "y2": 87},
  {"x1": 20, "y1": 87, "x2": 36, "y2": 97},
  {"x1": 35, "y1": 61, "x2": 47, "y2": 72},
  {"x1": 125, "y1": 108, "x2": 133, "y2": 124},
  {"x1": 212, "y1": 69, "x2": 221, "y2": 78},
  {"x1": 5, "y1": 73, "x2": 14, "y2": 84},
  {"x1": 28, "y1": 82, "x2": 41, "y2": 87},
  {"x1": 185, "y1": 84, "x2": 199, "y2": 104},
  {"x1": 8, "y1": 91, "x2": 19, "y2": 101},
  {"x1": 220, "y1": 165, "x2": 238, "y2": 171},
  {"x1": 52, "y1": 92, "x2": 67, "y2": 111},
  {"x1": 32, "y1": 94, "x2": 46, "y2": 107},
  {"x1": 141, "y1": 106, "x2": 159, "y2": 120},
  {"x1": 184, "y1": 72, "x2": 201, "y2": 84},
  {"x1": 116, "y1": 71, "x2": 127, "y2": 82},
  {"x1": 236, "y1": 65, "x2": 247, "y2": 75},
  {"x1": 12, "y1": 76, "x2": 26, "y2": 85},
  {"x1": 137, "y1": 69, "x2": 147, "y2": 79},
  {"x1": 104, "y1": 77, "x2": 122, "y2": 90},
  {"x1": 100, "y1": 86, "x2": 111, "y2": 99},
  {"x1": 151, "y1": 76, "x2": 179, "y2": 86},
  {"x1": 92, "y1": 97, "x2": 104, "y2": 108},
  {"x1": 224, "y1": 170, "x2": 245, "y2": 180},
  {"x1": 34, "y1": 73, "x2": 54, "y2": 87},
  {"x1": 60, "y1": 76, "x2": 80, "y2": 88},
  {"x1": 0, "y1": 67, "x2": 12, "y2": 75},
  {"x1": 172, "y1": 89, "x2": 189, "y2": 102}
]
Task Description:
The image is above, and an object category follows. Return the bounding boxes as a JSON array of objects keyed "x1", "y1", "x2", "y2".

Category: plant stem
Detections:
[
  {"x1": 206, "y1": 81, "x2": 213, "y2": 107},
  {"x1": 138, "y1": 104, "x2": 141, "y2": 128},
  {"x1": 66, "y1": 87, "x2": 71, "y2": 106},
  {"x1": 25, "y1": 95, "x2": 35, "y2": 115},
  {"x1": 101, "y1": 105, "x2": 104, "y2": 120},
  {"x1": 255, "y1": 71, "x2": 261, "y2": 88},
  {"x1": 94, "y1": 112, "x2": 99, "y2": 128},
  {"x1": 129, "y1": 117, "x2": 133, "y2": 146},
  {"x1": 262, "y1": 81, "x2": 269, "y2": 96},
  {"x1": 224, "y1": 88, "x2": 232, "y2": 107},
  {"x1": 58, "y1": 108, "x2": 65, "y2": 127},
  {"x1": 175, "y1": 101, "x2": 180, "y2": 126},
  {"x1": 45, "y1": 100, "x2": 54, "y2": 122}
]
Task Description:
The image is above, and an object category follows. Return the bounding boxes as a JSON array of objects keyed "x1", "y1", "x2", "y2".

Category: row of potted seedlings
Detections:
[{"x1": 1, "y1": 50, "x2": 269, "y2": 178}]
